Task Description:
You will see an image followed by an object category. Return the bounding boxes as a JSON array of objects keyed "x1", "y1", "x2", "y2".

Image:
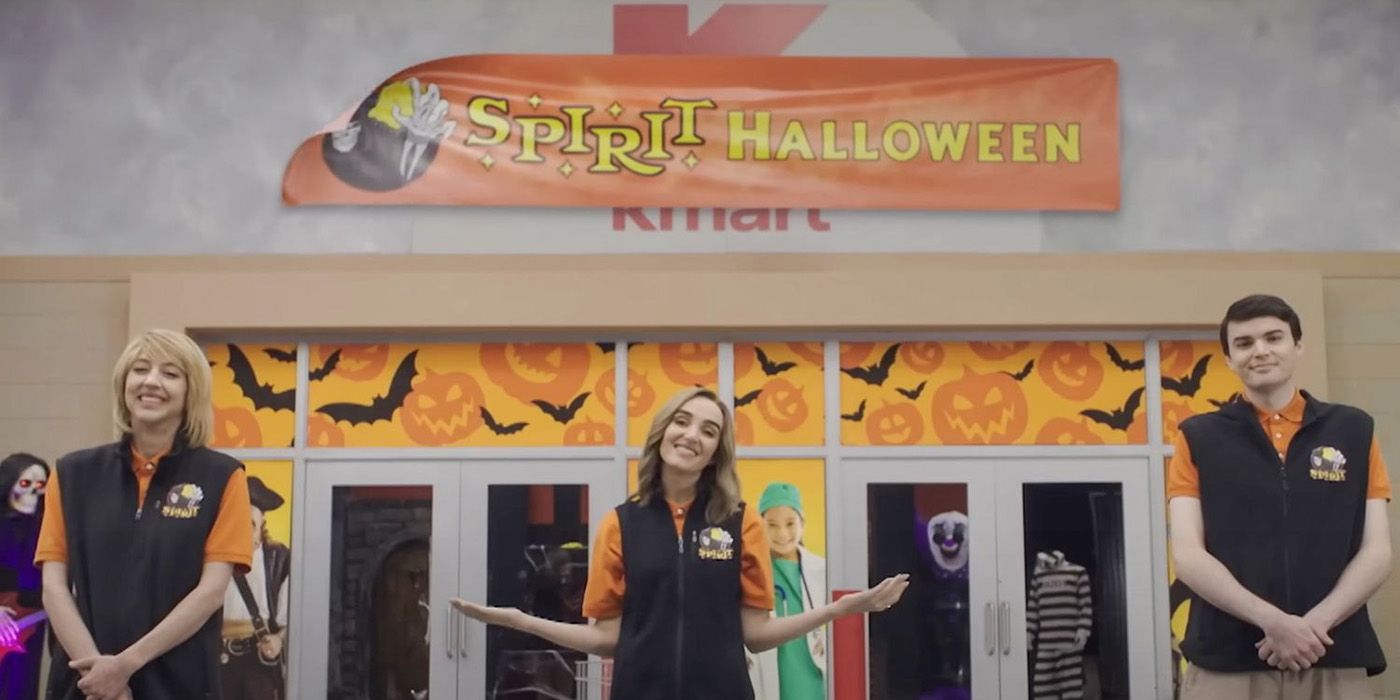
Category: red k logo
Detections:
[{"x1": 613, "y1": 4, "x2": 826, "y2": 55}]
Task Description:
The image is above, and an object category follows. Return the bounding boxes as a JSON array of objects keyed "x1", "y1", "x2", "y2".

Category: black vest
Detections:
[
  {"x1": 612, "y1": 494, "x2": 753, "y2": 700},
  {"x1": 47, "y1": 438, "x2": 243, "y2": 700},
  {"x1": 1180, "y1": 393, "x2": 1386, "y2": 675}
]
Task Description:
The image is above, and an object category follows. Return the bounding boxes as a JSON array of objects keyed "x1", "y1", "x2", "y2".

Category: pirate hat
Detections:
[{"x1": 248, "y1": 476, "x2": 285, "y2": 512}]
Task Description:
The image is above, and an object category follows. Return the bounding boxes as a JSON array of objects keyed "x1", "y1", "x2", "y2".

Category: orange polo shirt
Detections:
[
  {"x1": 1168, "y1": 391, "x2": 1392, "y2": 502},
  {"x1": 582, "y1": 499, "x2": 775, "y2": 620},
  {"x1": 34, "y1": 445, "x2": 254, "y2": 571}
]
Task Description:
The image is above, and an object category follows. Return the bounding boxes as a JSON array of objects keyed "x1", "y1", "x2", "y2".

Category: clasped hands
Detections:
[{"x1": 1255, "y1": 609, "x2": 1333, "y2": 672}]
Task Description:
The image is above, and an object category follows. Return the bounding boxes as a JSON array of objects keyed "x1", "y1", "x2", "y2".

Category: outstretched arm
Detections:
[
  {"x1": 451, "y1": 599, "x2": 622, "y2": 657},
  {"x1": 741, "y1": 573, "x2": 908, "y2": 653}
]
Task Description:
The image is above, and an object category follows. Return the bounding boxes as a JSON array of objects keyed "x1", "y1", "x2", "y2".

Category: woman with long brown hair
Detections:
[{"x1": 453, "y1": 386, "x2": 908, "y2": 699}]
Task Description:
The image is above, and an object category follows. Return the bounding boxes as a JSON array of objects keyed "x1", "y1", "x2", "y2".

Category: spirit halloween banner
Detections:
[{"x1": 282, "y1": 55, "x2": 1118, "y2": 210}]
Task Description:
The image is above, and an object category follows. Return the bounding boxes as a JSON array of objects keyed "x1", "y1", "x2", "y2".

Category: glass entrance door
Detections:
[
  {"x1": 995, "y1": 458, "x2": 1156, "y2": 700},
  {"x1": 301, "y1": 460, "x2": 462, "y2": 700},
  {"x1": 457, "y1": 459, "x2": 625, "y2": 700},
  {"x1": 841, "y1": 459, "x2": 1002, "y2": 699}
]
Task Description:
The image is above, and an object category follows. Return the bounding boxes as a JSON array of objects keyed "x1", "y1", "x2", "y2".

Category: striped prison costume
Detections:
[{"x1": 1026, "y1": 554, "x2": 1092, "y2": 699}]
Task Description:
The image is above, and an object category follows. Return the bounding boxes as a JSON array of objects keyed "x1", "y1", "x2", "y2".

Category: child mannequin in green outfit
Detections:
[{"x1": 748, "y1": 482, "x2": 828, "y2": 700}]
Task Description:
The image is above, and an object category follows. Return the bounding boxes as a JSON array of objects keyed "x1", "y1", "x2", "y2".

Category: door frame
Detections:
[
  {"x1": 298, "y1": 459, "x2": 464, "y2": 700},
  {"x1": 456, "y1": 458, "x2": 627, "y2": 700},
  {"x1": 993, "y1": 456, "x2": 1157, "y2": 699},
  {"x1": 839, "y1": 457, "x2": 1004, "y2": 699}
]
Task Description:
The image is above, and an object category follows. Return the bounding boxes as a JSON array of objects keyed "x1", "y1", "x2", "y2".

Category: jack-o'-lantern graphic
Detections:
[
  {"x1": 306, "y1": 413, "x2": 346, "y2": 447},
  {"x1": 400, "y1": 370, "x2": 485, "y2": 446},
  {"x1": 1034, "y1": 417, "x2": 1105, "y2": 445},
  {"x1": 899, "y1": 343, "x2": 945, "y2": 374},
  {"x1": 595, "y1": 368, "x2": 656, "y2": 417},
  {"x1": 735, "y1": 411, "x2": 756, "y2": 445},
  {"x1": 756, "y1": 378, "x2": 809, "y2": 433},
  {"x1": 563, "y1": 419, "x2": 615, "y2": 446},
  {"x1": 785, "y1": 342, "x2": 826, "y2": 367},
  {"x1": 1129, "y1": 400, "x2": 1193, "y2": 443},
  {"x1": 658, "y1": 343, "x2": 717, "y2": 387},
  {"x1": 734, "y1": 344, "x2": 757, "y2": 380},
  {"x1": 1160, "y1": 341, "x2": 1198, "y2": 377},
  {"x1": 865, "y1": 402, "x2": 924, "y2": 445},
  {"x1": 930, "y1": 367, "x2": 1029, "y2": 444},
  {"x1": 481, "y1": 343, "x2": 590, "y2": 406},
  {"x1": 840, "y1": 342, "x2": 877, "y2": 368},
  {"x1": 1036, "y1": 342, "x2": 1105, "y2": 401},
  {"x1": 969, "y1": 341, "x2": 1030, "y2": 361},
  {"x1": 321, "y1": 344, "x2": 391, "y2": 381},
  {"x1": 214, "y1": 406, "x2": 263, "y2": 448}
]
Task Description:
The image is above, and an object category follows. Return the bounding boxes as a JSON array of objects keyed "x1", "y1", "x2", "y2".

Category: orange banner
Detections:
[{"x1": 283, "y1": 55, "x2": 1118, "y2": 211}]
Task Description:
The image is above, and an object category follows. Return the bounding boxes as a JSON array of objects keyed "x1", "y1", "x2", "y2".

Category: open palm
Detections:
[{"x1": 841, "y1": 574, "x2": 911, "y2": 614}]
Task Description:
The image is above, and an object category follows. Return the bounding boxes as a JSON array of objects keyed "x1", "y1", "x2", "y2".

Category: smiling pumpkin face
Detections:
[{"x1": 1036, "y1": 342, "x2": 1105, "y2": 401}]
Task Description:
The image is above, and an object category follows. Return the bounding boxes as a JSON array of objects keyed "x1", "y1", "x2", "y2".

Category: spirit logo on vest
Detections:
[
  {"x1": 698, "y1": 526, "x2": 735, "y2": 561},
  {"x1": 1309, "y1": 446, "x2": 1348, "y2": 483},
  {"x1": 162, "y1": 483, "x2": 206, "y2": 519}
]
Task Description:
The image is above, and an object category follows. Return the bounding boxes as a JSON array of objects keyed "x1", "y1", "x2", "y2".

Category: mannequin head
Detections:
[{"x1": 927, "y1": 510, "x2": 968, "y2": 572}]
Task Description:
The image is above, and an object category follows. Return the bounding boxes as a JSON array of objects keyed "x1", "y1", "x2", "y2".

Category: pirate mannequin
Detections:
[
  {"x1": 219, "y1": 476, "x2": 291, "y2": 699},
  {"x1": 0, "y1": 452, "x2": 49, "y2": 700}
]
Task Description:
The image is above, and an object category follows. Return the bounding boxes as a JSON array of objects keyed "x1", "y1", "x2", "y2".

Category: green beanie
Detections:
[{"x1": 758, "y1": 482, "x2": 804, "y2": 518}]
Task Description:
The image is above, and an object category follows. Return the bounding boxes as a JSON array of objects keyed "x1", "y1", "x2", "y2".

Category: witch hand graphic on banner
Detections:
[
  {"x1": 747, "y1": 482, "x2": 828, "y2": 700},
  {"x1": 219, "y1": 475, "x2": 291, "y2": 700},
  {"x1": 323, "y1": 77, "x2": 457, "y2": 192}
]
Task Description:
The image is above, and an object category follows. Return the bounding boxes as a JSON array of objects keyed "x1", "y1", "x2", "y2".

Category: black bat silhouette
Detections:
[
  {"x1": 1208, "y1": 392, "x2": 1242, "y2": 409},
  {"x1": 735, "y1": 389, "x2": 762, "y2": 408},
  {"x1": 264, "y1": 348, "x2": 297, "y2": 363},
  {"x1": 840, "y1": 399, "x2": 867, "y2": 422},
  {"x1": 1104, "y1": 342, "x2": 1144, "y2": 371},
  {"x1": 1163, "y1": 355, "x2": 1212, "y2": 398},
  {"x1": 595, "y1": 342, "x2": 641, "y2": 354},
  {"x1": 896, "y1": 380, "x2": 928, "y2": 400},
  {"x1": 309, "y1": 349, "x2": 341, "y2": 381},
  {"x1": 532, "y1": 392, "x2": 591, "y2": 424},
  {"x1": 999, "y1": 359, "x2": 1035, "y2": 381},
  {"x1": 226, "y1": 344, "x2": 295, "y2": 412},
  {"x1": 315, "y1": 351, "x2": 419, "y2": 425},
  {"x1": 755, "y1": 347, "x2": 796, "y2": 376},
  {"x1": 841, "y1": 344, "x2": 901, "y2": 387},
  {"x1": 481, "y1": 406, "x2": 528, "y2": 435},
  {"x1": 1080, "y1": 386, "x2": 1144, "y2": 431}
]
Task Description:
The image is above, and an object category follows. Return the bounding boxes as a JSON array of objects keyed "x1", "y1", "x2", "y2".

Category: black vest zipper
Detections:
[
  {"x1": 1278, "y1": 457, "x2": 1294, "y2": 611},
  {"x1": 1243, "y1": 413, "x2": 1297, "y2": 612},
  {"x1": 676, "y1": 531, "x2": 685, "y2": 700}
]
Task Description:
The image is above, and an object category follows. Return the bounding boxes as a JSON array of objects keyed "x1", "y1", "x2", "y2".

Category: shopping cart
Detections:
[{"x1": 573, "y1": 658, "x2": 613, "y2": 700}]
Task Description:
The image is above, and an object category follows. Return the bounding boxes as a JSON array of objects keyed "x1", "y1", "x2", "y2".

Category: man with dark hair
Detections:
[
  {"x1": 1170, "y1": 293, "x2": 1393, "y2": 698},
  {"x1": 218, "y1": 476, "x2": 291, "y2": 700}
]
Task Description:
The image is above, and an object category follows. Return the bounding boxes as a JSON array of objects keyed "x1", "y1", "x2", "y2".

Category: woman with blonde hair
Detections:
[
  {"x1": 36, "y1": 329, "x2": 254, "y2": 700},
  {"x1": 454, "y1": 386, "x2": 908, "y2": 699}
]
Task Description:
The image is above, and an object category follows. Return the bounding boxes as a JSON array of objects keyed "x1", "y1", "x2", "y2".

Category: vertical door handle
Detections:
[
  {"x1": 458, "y1": 606, "x2": 468, "y2": 660},
  {"x1": 999, "y1": 601, "x2": 1011, "y2": 655},
  {"x1": 983, "y1": 602, "x2": 996, "y2": 655},
  {"x1": 445, "y1": 607, "x2": 456, "y2": 659}
]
